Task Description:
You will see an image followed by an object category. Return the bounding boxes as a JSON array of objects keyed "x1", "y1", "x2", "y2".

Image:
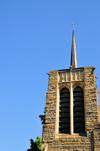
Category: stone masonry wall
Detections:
[
  {"x1": 42, "y1": 70, "x2": 58, "y2": 144},
  {"x1": 93, "y1": 122, "x2": 100, "y2": 151},
  {"x1": 84, "y1": 67, "x2": 99, "y2": 135}
]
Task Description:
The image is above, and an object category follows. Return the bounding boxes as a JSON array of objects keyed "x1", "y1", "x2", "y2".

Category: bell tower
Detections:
[{"x1": 41, "y1": 24, "x2": 100, "y2": 151}]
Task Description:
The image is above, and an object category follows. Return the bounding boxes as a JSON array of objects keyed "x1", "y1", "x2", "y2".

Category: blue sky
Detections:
[{"x1": 0, "y1": 1, "x2": 100, "y2": 151}]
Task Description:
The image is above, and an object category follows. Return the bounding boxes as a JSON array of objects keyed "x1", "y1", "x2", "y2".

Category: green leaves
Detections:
[
  {"x1": 35, "y1": 136, "x2": 42, "y2": 150},
  {"x1": 39, "y1": 115, "x2": 45, "y2": 124},
  {"x1": 27, "y1": 137, "x2": 41, "y2": 151},
  {"x1": 39, "y1": 107, "x2": 46, "y2": 125},
  {"x1": 27, "y1": 107, "x2": 45, "y2": 151}
]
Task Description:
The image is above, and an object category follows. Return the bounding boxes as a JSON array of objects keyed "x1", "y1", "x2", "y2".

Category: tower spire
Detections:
[{"x1": 70, "y1": 22, "x2": 78, "y2": 68}]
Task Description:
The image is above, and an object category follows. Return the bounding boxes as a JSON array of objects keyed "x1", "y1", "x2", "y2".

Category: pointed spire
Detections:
[{"x1": 70, "y1": 22, "x2": 78, "y2": 68}]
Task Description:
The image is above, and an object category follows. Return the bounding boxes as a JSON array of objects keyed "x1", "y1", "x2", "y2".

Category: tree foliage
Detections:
[
  {"x1": 27, "y1": 107, "x2": 45, "y2": 151},
  {"x1": 27, "y1": 137, "x2": 42, "y2": 151},
  {"x1": 39, "y1": 107, "x2": 46, "y2": 125},
  {"x1": 35, "y1": 136, "x2": 42, "y2": 150}
]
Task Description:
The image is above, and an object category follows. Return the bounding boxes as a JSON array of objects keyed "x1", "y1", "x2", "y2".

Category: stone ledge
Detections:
[{"x1": 55, "y1": 133, "x2": 87, "y2": 139}]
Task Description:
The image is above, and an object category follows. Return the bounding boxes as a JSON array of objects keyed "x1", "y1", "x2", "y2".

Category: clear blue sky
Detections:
[{"x1": 0, "y1": 1, "x2": 100, "y2": 151}]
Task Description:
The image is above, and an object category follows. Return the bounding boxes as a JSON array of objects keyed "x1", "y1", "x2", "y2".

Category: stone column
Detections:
[{"x1": 70, "y1": 70, "x2": 73, "y2": 134}]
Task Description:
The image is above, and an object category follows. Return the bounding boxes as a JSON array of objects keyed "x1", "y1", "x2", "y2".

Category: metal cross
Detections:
[{"x1": 71, "y1": 22, "x2": 76, "y2": 30}]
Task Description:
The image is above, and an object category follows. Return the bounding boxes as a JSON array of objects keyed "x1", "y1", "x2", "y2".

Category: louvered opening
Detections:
[
  {"x1": 73, "y1": 86, "x2": 85, "y2": 133},
  {"x1": 59, "y1": 88, "x2": 70, "y2": 134}
]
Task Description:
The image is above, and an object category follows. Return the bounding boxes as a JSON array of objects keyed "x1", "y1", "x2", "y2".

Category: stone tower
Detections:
[{"x1": 41, "y1": 24, "x2": 100, "y2": 151}]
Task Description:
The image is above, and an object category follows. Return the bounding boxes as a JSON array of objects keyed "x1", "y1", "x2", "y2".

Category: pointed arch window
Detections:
[
  {"x1": 73, "y1": 86, "x2": 85, "y2": 133},
  {"x1": 59, "y1": 88, "x2": 70, "y2": 134}
]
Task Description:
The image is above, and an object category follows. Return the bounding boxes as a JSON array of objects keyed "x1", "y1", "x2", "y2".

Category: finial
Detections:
[{"x1": 71, "y1": 22, "x2": 76, "y2": 30}]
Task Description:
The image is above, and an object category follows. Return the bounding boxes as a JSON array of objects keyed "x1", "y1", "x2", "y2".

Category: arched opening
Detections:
[
  {"x1": 59, "y1": 87, "x2": 70, "y2": 134},
  {"x1": 73, "y1": 86, "x2": 85, "y2": 133}
]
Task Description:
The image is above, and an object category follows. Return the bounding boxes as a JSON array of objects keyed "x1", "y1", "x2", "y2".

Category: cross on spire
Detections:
[{"x1": 71, "y1": 22, "x2": 76, "y2": 30}]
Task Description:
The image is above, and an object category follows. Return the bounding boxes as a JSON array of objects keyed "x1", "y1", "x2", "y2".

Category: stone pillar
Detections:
[{"x1": 70, "y1": 83, "x2": 73, "y2": 134}]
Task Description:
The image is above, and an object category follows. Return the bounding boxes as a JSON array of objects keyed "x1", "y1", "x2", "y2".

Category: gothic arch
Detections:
[
  {"x1": 59, "y1": 83, "x2": 70, "y2": 92},
  {"x1": 72, "y1": 82, "x2": 84, "y2": 90}
]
